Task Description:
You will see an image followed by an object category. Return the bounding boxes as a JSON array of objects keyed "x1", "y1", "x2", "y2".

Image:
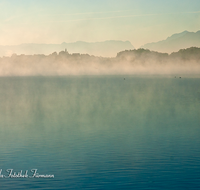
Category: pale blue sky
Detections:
[{"x1": 0, "y1": 0, "x2": 200, "y2": 47}]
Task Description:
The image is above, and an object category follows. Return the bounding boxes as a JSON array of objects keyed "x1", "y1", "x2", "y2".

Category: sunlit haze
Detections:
[{"x1": 0, "y1": 0, "x2": 200, "y2": 48}]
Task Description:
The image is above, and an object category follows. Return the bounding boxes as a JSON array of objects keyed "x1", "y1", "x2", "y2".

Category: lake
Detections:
[{"x1": 0, "y1": 76, "x2": 200, "y2": 189}]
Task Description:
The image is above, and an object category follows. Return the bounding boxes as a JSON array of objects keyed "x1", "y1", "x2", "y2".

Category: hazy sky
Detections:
[{"x1": 0, "y1": 0, "x2": 200, "y2": 48}]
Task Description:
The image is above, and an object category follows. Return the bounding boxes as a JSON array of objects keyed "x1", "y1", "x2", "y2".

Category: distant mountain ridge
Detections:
[
  {"x1": 141, "y1": 30, "x2": 200, "y2": 53},
  {"x1": 0, "y1": 40, "x2": 134, "y2": 57}
]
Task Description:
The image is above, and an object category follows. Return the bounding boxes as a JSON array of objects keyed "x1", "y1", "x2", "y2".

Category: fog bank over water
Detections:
[{"x1": 0, "y1": 47, "x2": 200, "y2": 76}]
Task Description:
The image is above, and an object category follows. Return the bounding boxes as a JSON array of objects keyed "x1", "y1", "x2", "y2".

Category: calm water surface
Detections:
[{"x1": 0, "y1": 76, "x2": 200, "y2": 189}]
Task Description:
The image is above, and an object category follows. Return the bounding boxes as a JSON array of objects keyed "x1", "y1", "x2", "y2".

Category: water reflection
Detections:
[{"x1": 0, "y1": 76, "x2": 200, "y2": 189}]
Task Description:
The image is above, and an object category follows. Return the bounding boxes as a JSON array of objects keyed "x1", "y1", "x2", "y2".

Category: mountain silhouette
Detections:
[{"x1": 141, "y1": 30, "x2": 200, "y2": 53}]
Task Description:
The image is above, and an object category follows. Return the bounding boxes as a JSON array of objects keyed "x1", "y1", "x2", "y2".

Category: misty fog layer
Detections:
[
  {"x1": 0, "y1": 47, "x2": 200, "y2": 76},
  {"x1": 1, "y1": 76, "x2": 199, "y2": 134}
]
